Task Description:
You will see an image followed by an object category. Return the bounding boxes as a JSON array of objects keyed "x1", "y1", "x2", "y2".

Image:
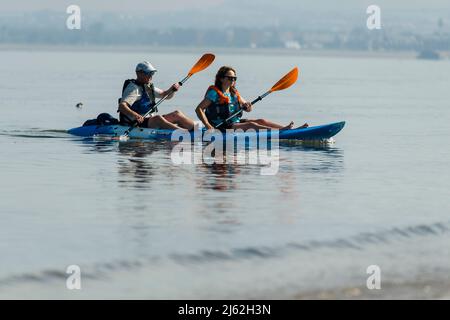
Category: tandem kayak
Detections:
[{"x1": 67, "y1": 121, "x2": 345, "y2": 141}]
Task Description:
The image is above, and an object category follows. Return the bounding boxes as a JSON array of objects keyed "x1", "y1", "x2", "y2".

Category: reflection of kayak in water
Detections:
[{"x1": 67, "y1": 121, "x2": 345, "y2": 141}]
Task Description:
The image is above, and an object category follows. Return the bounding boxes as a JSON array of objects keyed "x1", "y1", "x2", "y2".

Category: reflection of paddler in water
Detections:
[
  {"x1": 192, "y1": 163, "x2": 240, "y2": 227},
  {"x1": 197, "y1": 163, "x2": 240, "y2": 192},
  {"x1": 117, "y1": 141, "x2": 174, "y2": 187}
]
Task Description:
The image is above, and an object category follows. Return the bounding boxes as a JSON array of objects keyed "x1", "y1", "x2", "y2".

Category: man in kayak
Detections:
[
  {"x1": 195, "y1": 66, "x2": 308, "y2": 131},
  {"x1": 118, "y1": 61, "x2": 196, "y2": 130}
]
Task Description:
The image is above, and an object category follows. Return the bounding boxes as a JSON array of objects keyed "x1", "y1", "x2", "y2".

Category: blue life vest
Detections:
[
  {"x1": 119, "y1": 79, "x2": 157, "y2": 124},
  {"x1": 204, "y1": 86, "x2": 242, "y2": 128}
]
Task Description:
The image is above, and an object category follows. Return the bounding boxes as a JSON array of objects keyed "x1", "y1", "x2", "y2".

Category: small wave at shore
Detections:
[{"x1": 1, "y1": 219, "x2": 450, "y2": 299}]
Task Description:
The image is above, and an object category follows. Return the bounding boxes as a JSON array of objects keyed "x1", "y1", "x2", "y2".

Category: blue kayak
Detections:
[{"x1": 67, "y1": 121, "x2": 345, "y2": 141}]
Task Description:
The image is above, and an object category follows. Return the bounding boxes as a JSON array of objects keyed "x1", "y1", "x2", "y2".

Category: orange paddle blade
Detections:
[
  {"x1": 188, "y1": 53, "x2": 215, "y2": 76},
  {"x1": 270, "y1": 67, "x2": 299, "y2": 92}
]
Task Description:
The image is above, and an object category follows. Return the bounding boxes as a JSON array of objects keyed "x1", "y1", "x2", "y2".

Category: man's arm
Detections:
[
  {"x1": 157, "y1": 83, "x2": 180, "y2": 100},
  {"x1": 119, "y1": 84, "x2": 145, "y2": 123},
  {"x1": 118, "y1": 101, "x2": 144, "y2": 124}
]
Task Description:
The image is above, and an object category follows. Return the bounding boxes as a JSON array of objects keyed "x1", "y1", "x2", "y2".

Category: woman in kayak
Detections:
[
  {"x1": 118, "y1": 61, "x2": 196, "y2": 130},
  {"x1": 195, "y1": 66, "x2": 308, "y2": 131}
]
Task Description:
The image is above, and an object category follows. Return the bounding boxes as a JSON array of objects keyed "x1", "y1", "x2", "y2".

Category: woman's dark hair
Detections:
[{"x1": 215, "y1": 66, "x2": 237, "y2": 96}]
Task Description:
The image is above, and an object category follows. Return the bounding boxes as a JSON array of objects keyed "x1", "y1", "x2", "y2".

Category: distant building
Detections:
[
  {"x1": 417, "y1": 50, "x2": 441, "y2": 60},
  {"x1": 284, "y1": 40, "x2": 301, "y2": 50}
]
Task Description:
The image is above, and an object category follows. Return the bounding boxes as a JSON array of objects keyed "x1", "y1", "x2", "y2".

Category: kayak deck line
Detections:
[{"x1": 67, "y1": 121, "x2": 345, "y2": 141}]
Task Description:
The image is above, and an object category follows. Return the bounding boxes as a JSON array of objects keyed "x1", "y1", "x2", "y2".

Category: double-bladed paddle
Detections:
[{"x1": 214, "y1": 67, "x2": 299, "y2": 129}]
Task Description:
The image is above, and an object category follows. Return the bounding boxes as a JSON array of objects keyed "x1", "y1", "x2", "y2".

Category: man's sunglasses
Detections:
[{"x1": 224, "y1": 76, "x2": 237, "y2": 81}]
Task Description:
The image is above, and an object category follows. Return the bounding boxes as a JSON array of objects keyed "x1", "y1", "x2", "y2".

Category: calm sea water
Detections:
[{"x1": 1, "y1": 48, "x2": 449, "y2": 298}]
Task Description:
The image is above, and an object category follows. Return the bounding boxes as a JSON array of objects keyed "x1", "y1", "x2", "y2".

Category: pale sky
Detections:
[
  {"x1": 0, "y1": 0, "x2": 224, "y2": 13},
  {"x1": 1, "y1": 0, "x2": 449, "y2": 13}
]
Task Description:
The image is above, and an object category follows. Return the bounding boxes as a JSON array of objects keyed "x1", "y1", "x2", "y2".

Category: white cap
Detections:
[{"x1": 135, "y1": 61, "x2": 157, "y2": 75}]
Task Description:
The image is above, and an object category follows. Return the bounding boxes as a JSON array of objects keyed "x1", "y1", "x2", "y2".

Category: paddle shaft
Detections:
[
  {"x1": 214, "y1": 90, "x2": 271, "y2": 129},
  {"x1": 144, "y1": 75, "x2": 191, "y2": 118}
]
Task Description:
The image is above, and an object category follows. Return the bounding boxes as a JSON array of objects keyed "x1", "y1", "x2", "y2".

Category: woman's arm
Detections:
[
  {"x1": 240, "y1": 99, "x2": 253, "y2": 112},
  {"x1": 195, "y1": 98, "x2": 214, "y2": 130}
]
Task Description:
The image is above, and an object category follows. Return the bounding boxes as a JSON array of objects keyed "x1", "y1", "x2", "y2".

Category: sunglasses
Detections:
[{"x1": 224, "y1": 76, "x2": 237, "y2": 81}]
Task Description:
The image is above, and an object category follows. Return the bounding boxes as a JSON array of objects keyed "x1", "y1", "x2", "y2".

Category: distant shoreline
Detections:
[{"x1": 2, "y1": 43, "x2": 448, "y2": 61}]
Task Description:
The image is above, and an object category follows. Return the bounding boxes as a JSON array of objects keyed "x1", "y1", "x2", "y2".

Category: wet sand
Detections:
[{"x1": 294, "y1": 279, "x2": 450, "y2": 300}]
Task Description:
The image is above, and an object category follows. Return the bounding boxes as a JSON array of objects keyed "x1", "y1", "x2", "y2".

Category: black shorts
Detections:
[
  {"x1": 119, "y1": 113, "x2": 150, "y2": 127},
  {"x1": 215, "y1": 118, "x2": 247, "y2": 131}
]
